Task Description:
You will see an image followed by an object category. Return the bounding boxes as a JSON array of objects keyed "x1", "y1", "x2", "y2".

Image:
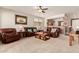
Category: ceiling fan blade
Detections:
[
  {"x1": 42, "y1": 8, "x2": 48, "y2": 10},
  {"x1": 39, "y1": 6, "x2": 42, "y2": 9},
  {"x1": 36, "y1": 9, "x2": 40, "y2": 10},
  {"x1": 42, "y1": 10, "x2": 45, "y2": 13}
]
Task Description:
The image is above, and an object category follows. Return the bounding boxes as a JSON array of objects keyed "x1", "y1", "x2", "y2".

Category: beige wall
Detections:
[
  {"x1": 0, "y1": 8, "x2": 44, "y2": 30},
  {"x1": 44, "y1": 14, "x2": 65, "y2": 27},
  {"x1": 0, "y1": 8, "x2": 1, "y2": 27},
  {"x1": 44, "y1": 13, "x2": 76, "y2": 27},
  {"x1": 1, "y1": 8, "x2": 79, "y2": 31}
]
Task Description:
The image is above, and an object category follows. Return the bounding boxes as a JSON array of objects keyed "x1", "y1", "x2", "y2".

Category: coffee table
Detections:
[{"x1": 35, "y1": 32, "x2": 50, "y2": 41}]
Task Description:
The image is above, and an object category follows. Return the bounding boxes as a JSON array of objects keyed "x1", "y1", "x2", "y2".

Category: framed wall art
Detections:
[{"x1": 15, "y1": 15, "x2": 27, "y2": 25}]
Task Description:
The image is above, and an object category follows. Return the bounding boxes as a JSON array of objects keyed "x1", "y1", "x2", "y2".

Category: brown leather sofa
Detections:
[
  {"x1": 47, "y1": 27, "x2": 60, "y2": 38},
  {"x1": 0, "y1": 28, "x2": 20, "y2": 43}
]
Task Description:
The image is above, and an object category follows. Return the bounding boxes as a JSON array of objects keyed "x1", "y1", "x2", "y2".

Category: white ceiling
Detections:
[{"x1": 1, "y1": 6, "x2": 79, "y2": 18}]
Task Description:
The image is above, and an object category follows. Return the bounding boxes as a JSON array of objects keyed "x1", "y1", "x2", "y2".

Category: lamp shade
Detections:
[
  {"x1": 76, "y1": 26, "x2": 79, "y2": 34},
  {"x1": 76, "y1": 26, "x2": 79, "y2": 29}
]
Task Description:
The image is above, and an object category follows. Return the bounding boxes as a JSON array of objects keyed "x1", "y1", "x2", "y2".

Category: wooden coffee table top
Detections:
[
  {"x1": 35, "y1": 32, "x2": 48, "y2": 36},
  {"x1": 35, "y1": 32, "x2": 43, "y2": 35}
]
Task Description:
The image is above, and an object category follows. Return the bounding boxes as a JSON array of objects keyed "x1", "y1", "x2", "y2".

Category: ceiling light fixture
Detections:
[{"x1": 35, "y1": 6, "x2": 48, "y2": 13}]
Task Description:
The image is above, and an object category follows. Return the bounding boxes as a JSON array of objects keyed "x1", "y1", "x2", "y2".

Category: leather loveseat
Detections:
[
  {"x1": 0, "y1": 28, "x2": 20, "y2": 43},
  {"x1": 47, "y1": 27, "x2": 60, "y2": 38}
]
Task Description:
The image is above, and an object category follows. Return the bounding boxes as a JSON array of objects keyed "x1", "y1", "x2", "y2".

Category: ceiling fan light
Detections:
[{"x1": 38, "y1": 9, "x2": 42, "y2": 13}]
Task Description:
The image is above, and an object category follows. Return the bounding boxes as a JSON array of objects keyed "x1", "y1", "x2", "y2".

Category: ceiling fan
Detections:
[{"x1": 36, "y1": 6, "x2": 48, "y2": 13}]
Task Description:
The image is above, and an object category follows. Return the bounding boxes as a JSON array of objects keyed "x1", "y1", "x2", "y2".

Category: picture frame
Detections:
[{"x1": 15, "y1": 15, "x2": 27, "y2": 25}]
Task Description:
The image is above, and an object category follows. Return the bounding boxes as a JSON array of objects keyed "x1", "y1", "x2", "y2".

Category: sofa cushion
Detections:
[{"x1": 51, "y1": 28, "x2": 57, "y2": 32}]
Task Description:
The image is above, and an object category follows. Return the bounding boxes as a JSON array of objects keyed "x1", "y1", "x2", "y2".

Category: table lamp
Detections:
[{"x1": 76, "y1": 26, "x2": 79, "y2": 34}]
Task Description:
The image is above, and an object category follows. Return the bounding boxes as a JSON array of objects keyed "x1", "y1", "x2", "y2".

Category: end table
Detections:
[{"x1": 18, "y1": 32, "x2": 26, "y2": 38}]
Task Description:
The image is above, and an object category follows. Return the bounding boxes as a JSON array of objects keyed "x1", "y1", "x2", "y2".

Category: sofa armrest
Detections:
[
  {"x1": 0, "y1": 33, "x2": 7, "y2": 42},
  {"x1": 0, "y1": 33, "x2": 2, "y2": 40},
  {"x1": 1, "y1": 33, "x2": 6, "y2": 38}
]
